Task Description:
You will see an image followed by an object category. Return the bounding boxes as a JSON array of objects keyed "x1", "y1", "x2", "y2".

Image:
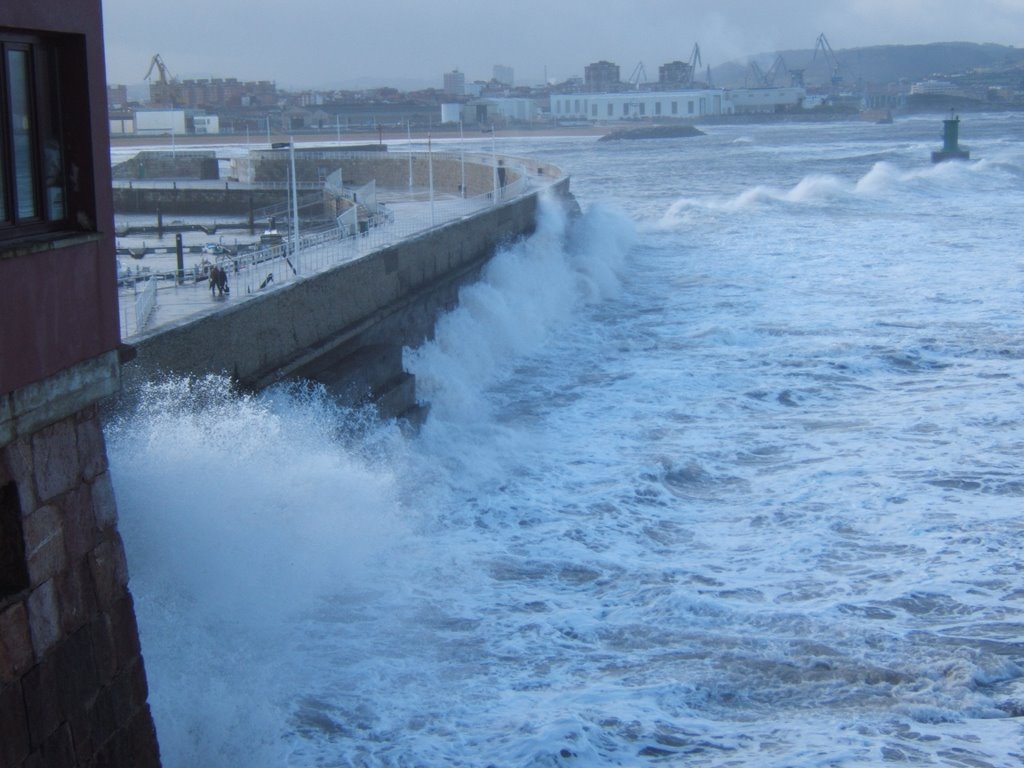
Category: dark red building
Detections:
[
  {"x1": 1, "y1": 0, "x2": 118, "y2": 391},
  {"x1": 1, "y1": 2, "x2": 161, "y2": 766}
]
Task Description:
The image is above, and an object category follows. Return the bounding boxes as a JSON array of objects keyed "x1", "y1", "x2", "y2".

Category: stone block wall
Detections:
[
  {"x1": 111, "y1": 185, "x2": 282, "y2": 216},
  {"x1": 0, "y1": 405, "x2": 160, "y2": 768},
  {"x1": 111, "y1": 151, "x2": 219, "y2": 181}
]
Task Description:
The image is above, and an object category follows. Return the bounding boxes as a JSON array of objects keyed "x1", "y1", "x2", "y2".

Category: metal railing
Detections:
[
  {"x1": 133, "y1": 277, "x2": 158, "y2": 331},
  {"x1": 117, "y1": 154, "x2": 539, "y2": 339}
]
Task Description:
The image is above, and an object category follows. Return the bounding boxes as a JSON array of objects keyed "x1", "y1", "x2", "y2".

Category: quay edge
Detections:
[{"x1": 116, "y1": 168, "x2": 575, "y2": 419}]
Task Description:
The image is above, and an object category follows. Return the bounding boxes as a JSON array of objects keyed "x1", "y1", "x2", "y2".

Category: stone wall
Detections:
[
  {"x1": 111, "y1": 185, "x2": 282, "y2": 216},
  {"x1": 112, "y1": 151, "x2": 219, "y2": 181},
  {"x1": 1, "y1": 356, "x2": 160, "y2": 768}
]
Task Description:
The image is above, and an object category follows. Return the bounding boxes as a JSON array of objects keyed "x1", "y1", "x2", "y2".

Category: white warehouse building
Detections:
[
  {"x1": 550, "y1": 86, "x2": 806, "y2": 121},
  {"x1": 551, "y1": 89, "x2": 731, "y2": 120},
  {"x1": 727, "y1": 87, "x2": 806, "y2": 113}
]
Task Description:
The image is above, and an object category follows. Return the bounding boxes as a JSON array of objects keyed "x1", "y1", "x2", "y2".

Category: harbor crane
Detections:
[
  {"x1": 766, "y1": 55, "x2": 790, "y2": 86},
  {"x1": 813, "y1": 33, "x2": 842, "y2": 86},
  {"x1": 687, "y1": 43, "x2": 702, "y2": 86},
  {"x1": 144, "y1": 53, "x2": 174, "y2": 84},
  {"x1": 628, "y1": 61, "x2": 648, "y2": 90},
  {"x1": 748, "y1": 55, "x2": 789, "y2": 88},
  {"x1": 748, "y1": 60, "x2": 769, "y2": 87}
]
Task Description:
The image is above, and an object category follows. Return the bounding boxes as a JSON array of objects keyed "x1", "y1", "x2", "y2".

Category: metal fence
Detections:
[
  {"x1": 133, "y1": 277, "x2": 158, "y2": 331},
  {"x1": 117, "y1": 153, "x2": 535, "y2": 339}
]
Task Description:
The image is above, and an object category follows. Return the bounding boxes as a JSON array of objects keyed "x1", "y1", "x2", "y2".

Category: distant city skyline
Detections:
[{"x1": 101, "y1": 0, "x2": 1024, "y2": 89}]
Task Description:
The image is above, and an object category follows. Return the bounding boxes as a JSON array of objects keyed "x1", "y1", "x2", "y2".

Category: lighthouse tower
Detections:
[{"x1": 932, "y1": 111, "x2": 971, "y2": 162}]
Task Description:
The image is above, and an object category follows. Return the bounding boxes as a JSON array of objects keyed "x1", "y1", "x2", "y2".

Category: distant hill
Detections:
[{"x1": 712, "y1": 42, "x2": 1024, "y2": 88}]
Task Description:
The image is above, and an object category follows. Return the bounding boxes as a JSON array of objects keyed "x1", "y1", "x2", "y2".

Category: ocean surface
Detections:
[{"x1": 106, "y1": 113, "x2": 1024, "y2": 767}]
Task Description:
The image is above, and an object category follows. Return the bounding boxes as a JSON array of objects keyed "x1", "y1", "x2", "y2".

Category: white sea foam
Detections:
[
  {"x1": 405, "y1": 194, "x2": 633, "y2": 426},
  {"x1": 107, "y1": 377, "x2": 409, "y2": 767},
  {"x1": 110, "y1": 117, "x2": 1024, "y2": 766}
]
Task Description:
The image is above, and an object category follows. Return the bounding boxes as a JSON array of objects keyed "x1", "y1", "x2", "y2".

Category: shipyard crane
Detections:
[
  {"x1": 143, "y1": 53, "x2": 174, "y2": 84},
  {"x1": 813, "y1": 33, "x2": 842, "y2": 86},
  {"x1": 749, "y1": 55, "x2": 790, "y2": 88},
  {"x1": 748, "y1": 60, "x2": 769, "y2": 88},
  {"x1": 766, "y1": 55, "x2": 790, "y2": 87},
  {"x1": 687, "y1": 43, "x2": 702, "y2": 86},
  {"x1": 628, "y1": 61, "x2": 648, "y2": 90}
]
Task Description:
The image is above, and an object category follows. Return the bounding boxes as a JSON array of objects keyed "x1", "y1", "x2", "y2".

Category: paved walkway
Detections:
[{"x1": 118, "y1": 188, "x2": 508, "y2": 339}]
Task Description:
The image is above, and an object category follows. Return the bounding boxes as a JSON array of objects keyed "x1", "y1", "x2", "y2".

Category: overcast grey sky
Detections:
[{"x1": 102, "y1": 0, "x2": 1024, "y2": 89}]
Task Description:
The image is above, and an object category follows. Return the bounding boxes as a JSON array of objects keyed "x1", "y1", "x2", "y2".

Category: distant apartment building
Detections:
[
  {"x1": 149, "y1": 77, "x2": 276, "y2": 108},
  {"x1": 910, "y1": 80, "x2": 965, "y2": 98},
  {"x1": 148, "y1": 78, "x2": 177, "y2": 107},
  {"x1": 658, "y1": 60, "x2": 693, "y2": 87},
  {"x1": 107, "y1": 83, "x2": 128, "y2": 108},
  {"x1": 907, "y1": 79, "x2": 982, "y2": 107},
  {"x1": 584, "y1": 60, "x2": 621, "y2": 92},
  {"x1": 444, "y1": 69, "x2": 466, "y2": 96},
  {"x1": 493, "y1": 64, "x2": 514, "y2": 86}
]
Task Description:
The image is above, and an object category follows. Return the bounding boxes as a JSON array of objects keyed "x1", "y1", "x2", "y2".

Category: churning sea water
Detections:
[{"x1": 106, "y1": 114, "x2": 1024, "y2": 767}]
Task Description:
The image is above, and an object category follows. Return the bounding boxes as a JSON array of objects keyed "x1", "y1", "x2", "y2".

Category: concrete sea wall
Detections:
[{"x1": 120, "y1": 175, "x2": 572, "y2": 408}]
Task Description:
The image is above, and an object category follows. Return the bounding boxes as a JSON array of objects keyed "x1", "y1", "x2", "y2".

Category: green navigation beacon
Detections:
[{"x1": 932, "y1": 111, "x2": 971, "y2": 162}]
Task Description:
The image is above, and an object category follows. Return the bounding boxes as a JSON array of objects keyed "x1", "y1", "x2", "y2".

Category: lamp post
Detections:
[
  {"x1": 407, "y1": 120, "x2": 413, "y2": 189},
  {"x1": 271, "y1": 141, "x2": 299, "y2": 275},
  {"x1": 289, "y1": 138, "x2": 300, "y2": 261},
  {"x1": 491, "y1": 126, "x2": 498, "y2": 205},
  {"x1": 428, "y1": 132, "x2": 435, "y2": 227}
]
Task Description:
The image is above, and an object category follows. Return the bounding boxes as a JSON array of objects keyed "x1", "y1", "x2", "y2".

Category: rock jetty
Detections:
[{"x1": 599, "y1": 125, "x2": 706, "y2": 141}]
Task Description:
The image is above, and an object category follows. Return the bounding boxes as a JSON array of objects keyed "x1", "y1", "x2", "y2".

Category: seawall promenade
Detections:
[{"x1": 117, "y1": 149, "x2": 571, "y2": 414}]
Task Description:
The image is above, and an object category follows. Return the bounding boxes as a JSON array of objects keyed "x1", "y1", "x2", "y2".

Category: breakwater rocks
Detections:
[{"x1": 599, "y1": 124, "x2": 706, "y2": 141}]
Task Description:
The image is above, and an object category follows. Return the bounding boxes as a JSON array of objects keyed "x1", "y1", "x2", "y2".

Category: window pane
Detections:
[
  {"x1": 37, "y1": 47, "x2": 65, "y2": 220},
  {"x1": 7, "y1": 48, "x2": 38, "y2": 220},
  {"x1": 0, "y1": 92, "x2": 6, "y2": 222}
]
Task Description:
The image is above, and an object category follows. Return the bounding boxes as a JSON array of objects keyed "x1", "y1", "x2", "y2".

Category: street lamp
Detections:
[{"x1": 271, "y1": 140, "x2": 300, "y2": 274}]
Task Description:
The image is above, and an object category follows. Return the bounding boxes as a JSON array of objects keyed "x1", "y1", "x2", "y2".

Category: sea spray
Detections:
[
  {"x1": 659, "y1": 155, "x2": 1017, "y2": 223},
  {"x1": 106, "y1": 376, "x2": 409, "y2": 767},
  {"x1": 107, "y1": 198, "x2": 634, "y2": 766},
  {"x1": 405, "y1": 194, "x2": 633, "y2": 426},
  {"x1": 106, "y1": 120, "x2": 1024, "y2": 766}
]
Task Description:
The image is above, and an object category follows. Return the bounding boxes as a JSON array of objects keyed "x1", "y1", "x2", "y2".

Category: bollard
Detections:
[{"x1": 175, "y1": 234, "x2": 184, "y2": 285}]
